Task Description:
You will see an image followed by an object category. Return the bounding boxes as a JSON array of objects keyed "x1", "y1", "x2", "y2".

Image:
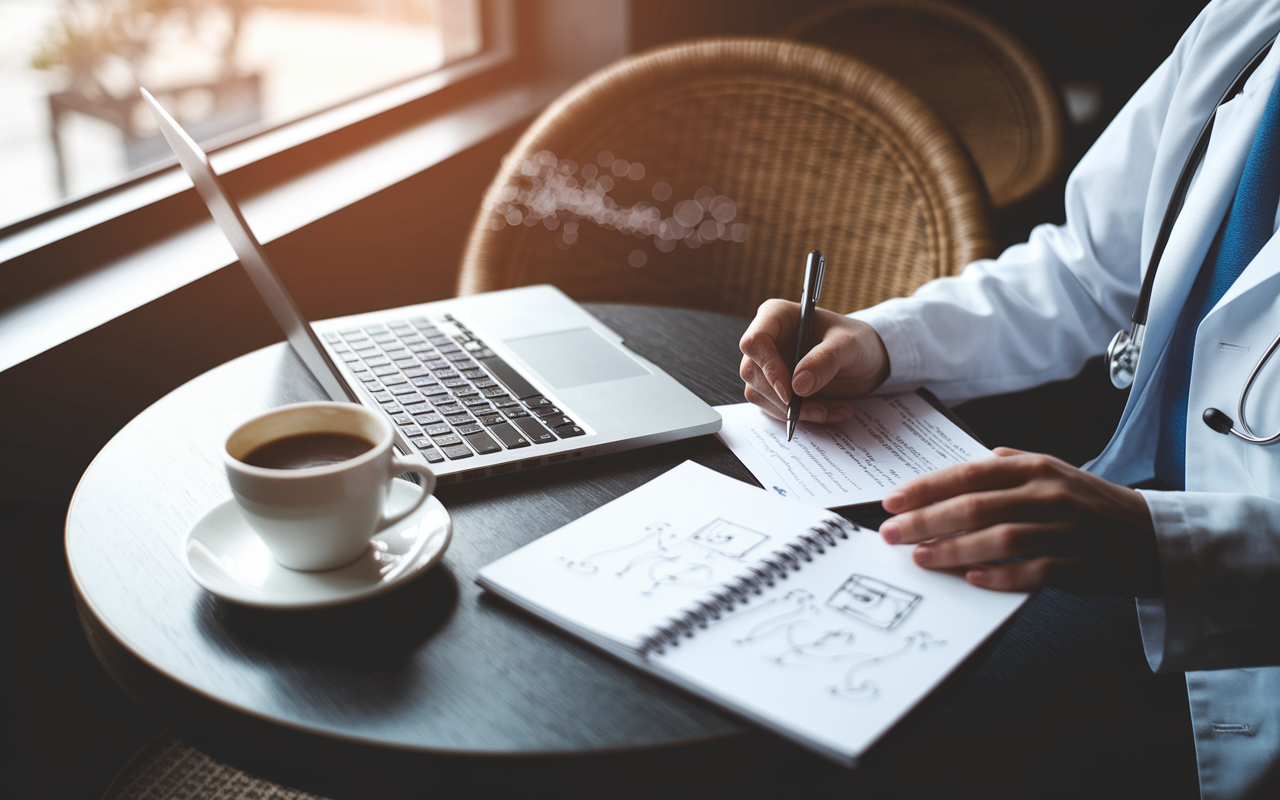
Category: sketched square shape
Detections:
[
  {"x1": 827, "y1": 575, "x2": 921, "y2": 629},
  {"x1": 689, "y1": 519, "x2": 768, "y2": 558}
]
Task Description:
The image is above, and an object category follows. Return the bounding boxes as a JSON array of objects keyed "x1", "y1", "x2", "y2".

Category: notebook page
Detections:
[
  {"x1": 477, "y1": 461, "x2": 839, "y2": 651},
  {"x1": 652, "y1": 522, "x2": 1027, "y2": 764},
  {"x1": 715, "y1": 392, "x2": 992, "y2": 508}
]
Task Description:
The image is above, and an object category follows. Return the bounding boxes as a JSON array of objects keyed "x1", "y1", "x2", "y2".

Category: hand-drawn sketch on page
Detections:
[
  {"x1": 725, "y1": 590, "x2": 818, "y2": 644},
  {"x1": 829, "y1": 632, "x2": 947, "y2": 700},
  {"x1": 561, "y1": 522, "x2": 677, "y2": 575},
  {"x1": 560, "y1": 517, "x2": 771, "y2": 595},
  {"x1": 827, "y1": 575, "x2": 922, "y2": 630}
]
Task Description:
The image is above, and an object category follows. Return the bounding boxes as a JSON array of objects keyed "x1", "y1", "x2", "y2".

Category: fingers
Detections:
[
  {"x1": 881, "y1": 482, "x2": 1058, "y2": 545},
  {"x1": 739, "y1": 300, "x2": 799, "y2": 405},
  {"x1": 743, "y1": 386, "x2": 853, "y2": 424},
  {"x1": 882, "y1": 453, "x2": 1066, "y2": 515},
  {"x1": 965, "y1": 557, "x2": 1072, "y2": 592},
  {"x1": 911, "y1": 521, "x2": 1074, "y2": 568}
]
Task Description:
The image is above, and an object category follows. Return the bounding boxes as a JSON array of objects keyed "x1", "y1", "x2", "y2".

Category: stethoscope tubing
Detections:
[{"x1": 1108, "y1": 32, "x2": 1279, "y2": 445}]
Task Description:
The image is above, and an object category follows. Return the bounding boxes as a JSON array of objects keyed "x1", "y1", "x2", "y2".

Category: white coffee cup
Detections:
[{"x1": 223, "y1": 402, "x2": 437, "y2": 571}]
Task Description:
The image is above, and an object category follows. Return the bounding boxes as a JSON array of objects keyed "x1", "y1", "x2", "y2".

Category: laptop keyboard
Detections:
[{"x1": 322, "y1": 315, "x2": 585, "y2": 465}]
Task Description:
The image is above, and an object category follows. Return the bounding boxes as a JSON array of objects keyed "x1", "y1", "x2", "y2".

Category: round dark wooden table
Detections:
[{"x1": 69, "y1": 304, "x2": 840, "y2": 797}]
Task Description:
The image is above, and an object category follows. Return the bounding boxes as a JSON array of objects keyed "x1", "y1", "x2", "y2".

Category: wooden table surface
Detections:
[{"x1": 68, "y1": 304, "x2": 822, "y2": 791}]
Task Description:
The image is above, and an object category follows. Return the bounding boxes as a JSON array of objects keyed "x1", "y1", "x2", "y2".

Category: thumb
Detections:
[{"x1": 792, "y1": 336, "x2": 852, "y2": 397}]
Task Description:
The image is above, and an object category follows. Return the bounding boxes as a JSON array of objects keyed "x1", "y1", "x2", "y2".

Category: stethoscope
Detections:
[{"x1": 1106, "y1": 33, "x2": 1280, "y2": 445}]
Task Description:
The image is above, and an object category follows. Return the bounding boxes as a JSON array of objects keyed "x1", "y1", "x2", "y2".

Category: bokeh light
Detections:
[{"x1": 487, "y1": 149, "x2": 748, "y2": 266}]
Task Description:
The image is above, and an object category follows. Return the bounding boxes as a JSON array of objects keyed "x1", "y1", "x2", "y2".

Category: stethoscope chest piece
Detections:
[{"x1": 1108, "y1": 325, "x2": 1144, "y2": 390}]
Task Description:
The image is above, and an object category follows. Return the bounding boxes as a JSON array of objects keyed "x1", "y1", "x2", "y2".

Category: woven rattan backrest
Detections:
[
  {"x1": 457, "y1": 38, "x2": 995, "y2": 318},
  {"x1": 786, "y1": 0, "x2": 1063, "y2": 208}
]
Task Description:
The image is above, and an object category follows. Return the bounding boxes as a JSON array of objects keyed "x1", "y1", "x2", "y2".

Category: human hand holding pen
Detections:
[{"x1": 738, "y1": 301, "x2": 891, "y2": 423}]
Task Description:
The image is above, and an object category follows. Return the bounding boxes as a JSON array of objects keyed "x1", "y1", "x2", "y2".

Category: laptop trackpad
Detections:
[{"x1": 503, "y1": 328, "x2": 650, "y2": 390}]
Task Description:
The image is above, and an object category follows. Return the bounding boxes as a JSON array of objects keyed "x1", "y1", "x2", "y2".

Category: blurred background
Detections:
[{"x1": 1, "y1": 0, "x2": 481, "y2": 228}]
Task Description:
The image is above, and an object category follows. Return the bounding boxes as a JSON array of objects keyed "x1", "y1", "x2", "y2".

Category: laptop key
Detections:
[
  {"x1": 493, "y1": 397, "x2": 520, "y2": 408},
  {"x1": 425, "y1": 422, "x2": 451, "y2": 436},
  {"x1": 488, "y1": 422, "x2": 530, "y2": 449},
  {"x1": 503, "y1": 407, "x2": 530, "y2": 420},
  {"x1": 433, "y1": 434, "x2": 463, "y2": 446},
  {"x1": 412, "y1": 412, "x2": 443, "y2": 425},
  {"x1": 389, "y1": 384, "x2": 419, "y2": 396},
  {"x1": 465, "y1": 431, "x2": 501, "y2": 455},
  {"x1": 513, "y1": 416, "x2": 556, "y2": 444},
  {"x1": 391, "y1": 413, "x2": 414, "y2": 426},
  {"x1": 373, "y1": 365, "x2": 400, "y2": 377},
  {"x1": 478, "y1": 413, "x2": 504, "y2": 427},
  {"x1": 543, "y1": 415, "x2": 575, "y2": 429},
  {"x1": 442, "y1": 444, "x2": 473, "y2": 460},
  {"x1": 420, "y1": 448, "x2": 445, "y2": 463},
  {"x1": 371, "y1": 392, "x2": 394, "y2": 404},
  {"x1": 403, "y1": 367, "x2": 429, "y2": 378},
  {"x1": 455, "y1": 422, "x2": 484, "y2": 435},
  {"x1": 554, "y1": 424, "x2": 586, "y2": 438},
  {"x1": 531, "y1": 405, "x2": 563, "y2": 418},
  {"x1": 523, "y1": 395, "x2": 555, "y2": 408},
  {"x1": 476, "y1": 355, "x2": 539, "y2": 401},
  {"x1": 401, "y1": 426, "x2": 423, "y2": 438}
]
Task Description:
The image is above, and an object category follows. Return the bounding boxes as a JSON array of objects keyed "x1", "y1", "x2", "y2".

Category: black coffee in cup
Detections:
[{"x1": 241, "y1": 432, "x2": 375, "y2": 470}]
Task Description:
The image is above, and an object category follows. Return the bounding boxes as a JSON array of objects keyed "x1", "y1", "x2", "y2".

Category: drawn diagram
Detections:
[
  {"x1": 689, "y1": 519, "x2": 769, "y2": 559},
  {"x1": 828, "y1": 631, "x2": 946, "y2": 700},
  {"x1": 827, "y1": 575, "x2": 921, "y2": 629},
  {"x1": 560, "y1": 522, "x2": 676, "y2": 575},
  {"x1": 560, "y1": 518, "x2": 770, "y2": 595},
  {"x1": 723, "y1": 590, "x2": 817, "y2": 644}
]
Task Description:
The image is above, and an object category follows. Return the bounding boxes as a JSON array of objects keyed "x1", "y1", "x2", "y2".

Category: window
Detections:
[{"x1": 1, "y1": 0, "x2": 484, "y2": 230}]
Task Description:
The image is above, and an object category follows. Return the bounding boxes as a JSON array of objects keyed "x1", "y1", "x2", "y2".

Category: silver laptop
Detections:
[{"x1": 142, "y1": 89, "x2": 721, "y2": 484}]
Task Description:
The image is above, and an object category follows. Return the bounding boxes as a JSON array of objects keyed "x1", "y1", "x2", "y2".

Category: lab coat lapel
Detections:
[
  {"x1": 1135, "y1": 92, "x2": 1261, "y2": 389},
  {"x1": 1087, "y1": 71, "x2": 1274, "y2": 483}
]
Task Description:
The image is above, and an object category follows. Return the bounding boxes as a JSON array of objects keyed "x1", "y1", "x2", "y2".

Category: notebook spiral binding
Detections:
[{"x1": 639, "y1": 516, "x2": 858, "y2": 658}]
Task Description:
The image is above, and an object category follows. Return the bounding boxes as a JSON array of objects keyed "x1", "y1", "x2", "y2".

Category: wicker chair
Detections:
[
  {"x1": 785, "y1": 0, "x2": 1064, "y2": 208},
  {"x1": 456, "y1": 38, "x2": 995, "y2": 318}
]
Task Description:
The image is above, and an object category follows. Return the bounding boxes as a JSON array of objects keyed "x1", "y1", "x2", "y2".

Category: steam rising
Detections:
[{"x1": 487, "y1": 149, "x2": 749, "y2": 265}]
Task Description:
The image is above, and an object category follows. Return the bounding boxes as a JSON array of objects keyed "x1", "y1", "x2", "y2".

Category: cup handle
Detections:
[{"x1": 375, "y1": 457, "x2": 438, "y2": 533}]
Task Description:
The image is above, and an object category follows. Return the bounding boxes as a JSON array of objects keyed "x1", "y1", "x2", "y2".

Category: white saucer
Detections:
[{"x1": 182, "y1": 480, "x2": 451, "y2": 610}]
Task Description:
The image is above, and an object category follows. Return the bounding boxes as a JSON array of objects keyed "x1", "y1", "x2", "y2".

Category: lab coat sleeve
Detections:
[
  {"x1": 849, "y1": 22, "x2": 1202, "y2": 406},
  {"x1": 1135, "y1": 490, "x2": 1280, "y2": 672}
]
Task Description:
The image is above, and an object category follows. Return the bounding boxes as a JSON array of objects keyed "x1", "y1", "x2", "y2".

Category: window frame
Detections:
[{"x1": 0, "y1": 0, "x2": 630, "y2": 373}]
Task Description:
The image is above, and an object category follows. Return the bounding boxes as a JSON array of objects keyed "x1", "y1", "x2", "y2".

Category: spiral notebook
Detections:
[{"x1": 476, "y1": 461, "x2": 1028, "y2": 766}]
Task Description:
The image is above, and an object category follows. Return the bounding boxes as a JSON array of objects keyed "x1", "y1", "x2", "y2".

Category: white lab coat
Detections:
[{"x1": 850, "y1": 1, "x2": 1280, "y2": 797}]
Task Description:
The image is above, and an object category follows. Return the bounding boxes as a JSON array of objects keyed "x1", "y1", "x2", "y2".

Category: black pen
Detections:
[{"x1": 787, "y1": 250, "x2": 825, "y2": 442}]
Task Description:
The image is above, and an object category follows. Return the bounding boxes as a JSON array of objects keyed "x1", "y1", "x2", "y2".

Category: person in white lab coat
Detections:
[{"x1": 740, "y1": 1, "x2": 1279, "y2": 797}]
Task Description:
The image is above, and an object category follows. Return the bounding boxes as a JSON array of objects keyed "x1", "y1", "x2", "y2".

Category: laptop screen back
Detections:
[{"x1": 140, "y1": 88, "x2": 356, "y2": 404}]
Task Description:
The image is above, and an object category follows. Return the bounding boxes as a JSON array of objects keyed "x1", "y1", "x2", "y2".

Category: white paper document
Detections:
[{"x1": 715, "y1": 392, "x2": 991, "y2": 508}]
